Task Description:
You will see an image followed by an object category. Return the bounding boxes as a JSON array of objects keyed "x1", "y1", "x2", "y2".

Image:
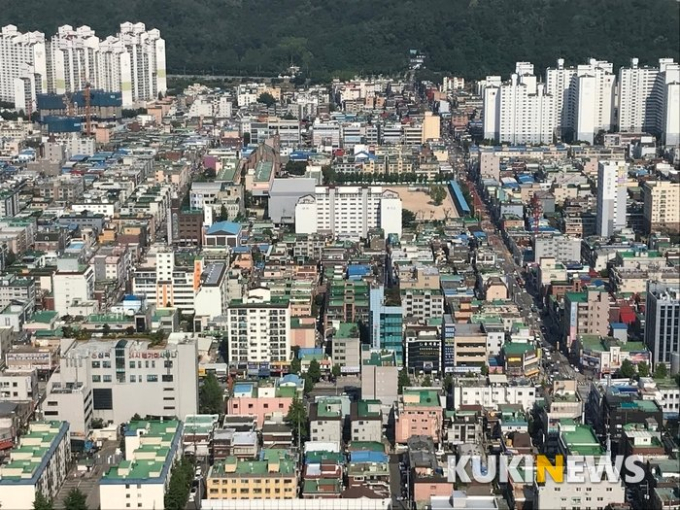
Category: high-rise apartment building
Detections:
[
  {"x1": 369, "y1": 285, "x2": 404, "y2": 363},
  {"x1": 482, "y1": 63, "x2": 555, "y2": 145},
  {"x1": 596, "y1": 160, "x2": 627, "y2": 237},
  {"x1": 546, "y1": 58, "x2": 616, "y2": 143},
  {"x1": 0, "y1": 25, "x2": 47, "y2": 111},
  {"x1": 0, "y1": 23, "x2": 166, "y2": 108},
  {"x1": 295, "y1": 185, "x2": 402, "y2": 238},
  {"x1": 645, "y1": 281, "x2": 679, "y2": 369},
  {"x1": 225, "y1": 288, "x2": 291, "y2": 365},
  {"x1": 619, "y1": 57, "x2": 680, "y2": 146}
]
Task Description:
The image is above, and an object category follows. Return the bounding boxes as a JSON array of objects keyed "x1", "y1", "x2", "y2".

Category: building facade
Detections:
[
  {"x1": 645, "y1": 281, "x2": 679, "y2": 369},
  {"x1": 295, "y1": 186, "x2": 402, "y2": 239},
  {"x1": 596, "y1": 160, "x2": 627, "y2": 237}
]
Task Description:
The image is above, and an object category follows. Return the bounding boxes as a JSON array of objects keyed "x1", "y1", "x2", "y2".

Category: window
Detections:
[
  {"x1": 92, "y1": 361, "x2": 101, "y2": 369},
  {"x1": 147, "y1": 375, "x2": 158, "y2": 382},
  {"x1": 92, "y1": 375, "x2": 101, "y2": 383},
  {"x1": 103, "y1": 375, "x2": 112, "y2": 383},
  {"x1": 162, "y1": 374, "x2": 174, "y2": 382}
]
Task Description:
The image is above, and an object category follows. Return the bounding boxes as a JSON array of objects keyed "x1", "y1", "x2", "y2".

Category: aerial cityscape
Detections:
[{"x1": 0, "y1": 7, "x2": 678, "y2": 510}]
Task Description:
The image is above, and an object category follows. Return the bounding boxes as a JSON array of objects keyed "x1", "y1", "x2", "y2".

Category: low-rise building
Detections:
[
  {"x1": 309, "y1": 398, "x2": 344, "y2": 447},
  {"x1": 395, "y1": 388, "x2": 444, "y2": 445},
  {"x1": 100, "y1": 419, "x2": 183, "y2": 510},
  {"x1": 0, "y1": 421, "x2": 70, "y2": 510},
  {"x1": 205, "y1": 454, "x2": 298, "y2": 500},
  {"x1": 350, "y1": 400, "x2": 382, "y2": 443}
]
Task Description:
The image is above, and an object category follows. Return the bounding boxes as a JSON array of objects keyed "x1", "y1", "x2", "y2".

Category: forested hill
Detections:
[{"x1": 2, "y1": 0, "x2": 679, "y2": 80}]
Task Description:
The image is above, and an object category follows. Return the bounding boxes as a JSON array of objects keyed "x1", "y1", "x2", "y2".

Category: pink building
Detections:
[
  {"x1": 226, "y1": 378, "x2": 301, "y2": 428},
  {"x1": 395, "y1": 388, "x2": 443, "y2": 444}
]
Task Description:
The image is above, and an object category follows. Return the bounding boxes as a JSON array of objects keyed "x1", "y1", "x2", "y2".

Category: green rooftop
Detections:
[
  {"x1": 102, "y1": 420, "x2": 180, "y2": 482},
  {"x1": 355, "y1": 400, "x2": 382, "y2": 418},
  {"x1": 403, "y1": 388, "x2": 440, "y2": 406},
  {"x1": 303, "y1": 478, "x2": 342, "y2": 493},
  {"x1": 210, "y1": 456, "x2": 295, "y2": 477},
  {"x1": 561, "y1": 425, "x2": 604, "y2": 456},
  {"x1": 348, "y1": 441, "x2": 385, "y2": 453},
  {"x1": 504, "y1": 342, "x2": 535, "y2": 356},
  {"x1": 565, "y1": 292, "x2": 587, "y2": 303},
  {"x1": 29, "y1": 311, "x2": 58, "y2": 324},
  {"x1": 254, "y1": 161, "x2": 274, "y2": 182},
  {"x1": 336, "y1": 322, "x2": 360, "y2": 339},
  {"x1": 0, "y1": 421, "x2": 66, "y2": 481}
]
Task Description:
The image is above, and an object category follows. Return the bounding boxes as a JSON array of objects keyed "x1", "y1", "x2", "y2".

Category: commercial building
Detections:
[
  {"x1": 369, "y1": 285, "x2": 404, "y2": 362},
  {"x1": 225, "y1": 288, "x2": 291, "y2": 365},
  {"x1": 452, "y1": 375, "x2": 538, "y2": 411},
  {"x1": 535, "y1": 422, "x2": 625, "y2": 510},
  {"x1": 405, "y1": 327, "x2": 441, "y2": 375},
  {"x1": 295, "y1": 186, "x2": 402, "y2": 239},
  {"x1": 100, "y1": 419, "x2": 182, "y2": 510},
  {"x1": 205, "y1": 454, "x2": 298, "y2": 501},
  {"x1": 596, "y1": 160, "x2": 627, "y2": 237},
  {"x1": 533, "y1": 233, "x2": 582, "y2": 264},
  {"x1": 361, "y1": 349, "x2": 399, "y2": 406},
  {"x1": 0, "y1": 421, "x2": 70, "y2": 510},
  {"x1": 645, "y1": 281, "x2": 679, "y2": 369},
  {"x1": 53, "y1": 335, "x2": 198, "y2": 425},
  {"x1": 643, "y1": 180, "x2": 680, "y2": 234}
]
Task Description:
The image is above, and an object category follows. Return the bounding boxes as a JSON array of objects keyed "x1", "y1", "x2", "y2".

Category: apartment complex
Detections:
[
  {"x1": 0, "y1": 22, "x2": 166, "y2": 108},
  {"x1": 100, "y1": 419, "x2": 182, "y2": 510},
  {"x1": 295, "y1": 186, "x2": 402, "y2": 239},
  {"x1": 483, "y1": 63, "x2": 555, "y2": 145},
  {"x1": 618, "y1": 58, "x2": 679, "y2": 145},
  {"x1": 0, "y1": 421, "x2": 70, "y2": 510},
  {"x1": 545, "y1": 58, "x2": 616, "y2": 143}
]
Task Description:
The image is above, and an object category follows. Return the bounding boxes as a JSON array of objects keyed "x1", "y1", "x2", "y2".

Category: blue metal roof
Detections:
[
  {"x1": 350, "y1": 451, "x2": 388, "y2": 464},
  {"x1": 206, "y1": 221, "x2": 242, "y2": 235}
]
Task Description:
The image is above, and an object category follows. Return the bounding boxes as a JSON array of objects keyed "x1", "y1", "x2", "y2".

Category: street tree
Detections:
[
  {"x1": 199, "y1": 373, "x2": 224, "y2": 414},
  {"x1": 285, "y1": 396, "x2": 308, "y2": 444},
  {"x1": 620, "y1": 359, "x2": 635, "y2": 378},
  {"x1": 33, "y1": 493, "x2": 53, "y2": 510},
  {"x1": 63, "y1": 489, "x2": 87, "y2": 510},
  {"x1": 307, "y1": 359, "x2": 322, "y2": 383}
]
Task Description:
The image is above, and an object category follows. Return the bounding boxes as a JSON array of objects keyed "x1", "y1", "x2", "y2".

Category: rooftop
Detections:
[{"x1": 210, "y1": 456, "x2": 295, "y2": 477}]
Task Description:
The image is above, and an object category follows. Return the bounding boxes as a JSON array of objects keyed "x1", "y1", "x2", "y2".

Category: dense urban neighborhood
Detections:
[{"x1": 0, "y1": 20, "x2": 677, "y2": 510}]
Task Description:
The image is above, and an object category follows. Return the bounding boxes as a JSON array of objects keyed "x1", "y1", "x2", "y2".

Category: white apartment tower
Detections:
[
  {"x1": 546, "y1": 58, "x2": 616, "y2": 143},
  {"x1": 0, "y1": 25, "x2": 48, "y2": 112},
  {"x1": 483, "y1": 63, "x2": 556, "y2": 145},
  {"x1": 596, "y1": 160, "x2": 628, "y2": 237},
  {"x1": 225, "y1": 288, "x2": 291, "y2": 365},
  {"x1": 48, "y1": 25, "x2": 100, "y2": 95},
  {"x1": 294, "y1": 185, "x2": 402, "y2": 238},
  {"x1": 619, "y1": 57, "x2": 680, "y2": 145},
  {"x1": 0, "y1": 23, "x2": 166, "y2": 108}
]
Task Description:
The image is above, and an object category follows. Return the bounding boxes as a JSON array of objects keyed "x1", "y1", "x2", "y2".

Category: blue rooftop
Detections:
[
  {"x1": 207, "y1": 221, "x2": 242, "y2": 235},
  {"x1": 610, "y1": 323, "x2": 627, "y2": 330},
  {"x1": 350, "y1": 451, "x2": 388, "y2": 464}
]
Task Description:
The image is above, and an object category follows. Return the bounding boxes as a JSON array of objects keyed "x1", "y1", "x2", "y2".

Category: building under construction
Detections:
[{"x1": 36, "y1": 90, "x2": 123, "y2": 122}]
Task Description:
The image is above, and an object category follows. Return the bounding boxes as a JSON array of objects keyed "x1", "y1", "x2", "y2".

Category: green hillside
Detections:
[{"x1": 2, "y1": 0, "x2": 678, "y2": 80}]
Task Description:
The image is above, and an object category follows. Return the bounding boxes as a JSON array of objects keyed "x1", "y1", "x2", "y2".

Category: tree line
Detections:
[{"x1": 1, "y1": 0, "x2": 677, "y2": 81}]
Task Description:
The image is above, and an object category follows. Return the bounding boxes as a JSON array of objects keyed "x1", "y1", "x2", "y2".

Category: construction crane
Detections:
[
  {"x1": 62, "y1": 93, "x2": 75, "y2": 117},
  {"x1": 530, "y1": 192, "x2": 543, "y2": 234}
]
